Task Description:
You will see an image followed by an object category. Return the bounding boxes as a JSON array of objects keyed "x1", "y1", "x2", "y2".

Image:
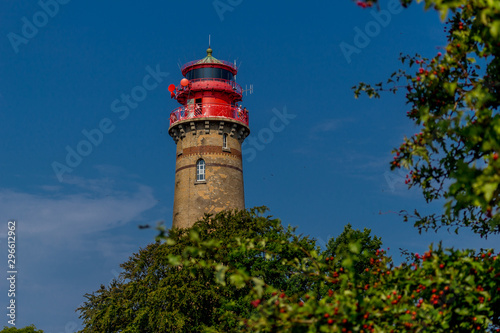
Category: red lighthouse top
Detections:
[{"x1": 168, "y1": 47, "x2": 249, "y2": 127}]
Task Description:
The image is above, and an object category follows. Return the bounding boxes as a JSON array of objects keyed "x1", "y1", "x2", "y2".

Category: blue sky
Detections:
[{"x1": 1, "y1": 1, "x2": 499, "y2": 331}]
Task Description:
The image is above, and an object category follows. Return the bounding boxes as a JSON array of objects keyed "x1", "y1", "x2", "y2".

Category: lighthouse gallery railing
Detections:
[{"x1": 169, "y1": 103, "x2": 249, "y2": 127}]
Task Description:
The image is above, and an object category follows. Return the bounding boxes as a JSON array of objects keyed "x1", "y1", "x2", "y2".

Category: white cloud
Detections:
[{"x1": 0, "y1": 177, "x2": 157, "y2": 240}]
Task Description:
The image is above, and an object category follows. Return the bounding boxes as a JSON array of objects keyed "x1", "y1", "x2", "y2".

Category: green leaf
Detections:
[
  {"x1": 214, "y1": 264, "x2": 228, "y2": 286},
  {"x1": 229, "y1": 273, "x2": 246, "y2": 289},
  {"x1": 348, "y1": 242, "x2": 361, "y2": 254},
  {"x1": 167, "y1": 255, "x2": 181, "y2": 266}
]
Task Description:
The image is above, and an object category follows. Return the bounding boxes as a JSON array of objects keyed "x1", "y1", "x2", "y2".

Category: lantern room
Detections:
[{"x1": 168, "y1": 47, "x2": 249, "y2": 127}]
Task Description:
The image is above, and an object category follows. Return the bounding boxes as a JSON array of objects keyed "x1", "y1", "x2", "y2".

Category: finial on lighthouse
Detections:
[{"x1": 207, "y1": 34, "x2": 212, "y2": 56}]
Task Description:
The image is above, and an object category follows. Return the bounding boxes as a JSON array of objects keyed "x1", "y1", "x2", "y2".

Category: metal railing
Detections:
[
  {"x1": 181, "y1": 59, "x2": 237, "y2": 73},
  {"x1": 175, "y1": 78, "x2": 242, "y2": 97},
  {"x1": 169, "y1": 103, "x2": 249, "y2": 126}
]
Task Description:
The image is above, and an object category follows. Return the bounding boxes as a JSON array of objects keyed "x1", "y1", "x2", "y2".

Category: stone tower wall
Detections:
[{"x1": 169, "y1": 117, "x2": 250, "y2": 228}]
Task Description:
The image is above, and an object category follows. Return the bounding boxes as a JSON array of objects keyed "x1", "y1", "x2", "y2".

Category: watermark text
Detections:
[
  {"x1": 340, "y1": 0, "x2": 403, "y2": 64},
  {"x1": 52, "y1": 65, "x2": 169, "y2": 182},
  {"x1": 6, "y1": 220, "x2": 17, "y2": 326},
  {"x1": 7, "y1": 0, "x2": 72, "y2": 54},
  {"x1": 242, "y1": 106, "x2": 296, "y2": 162}
]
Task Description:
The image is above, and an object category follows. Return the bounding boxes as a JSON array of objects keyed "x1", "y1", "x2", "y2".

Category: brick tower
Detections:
[{"x1": 168, "y1": 47, "x2": 250, "y2": 229}]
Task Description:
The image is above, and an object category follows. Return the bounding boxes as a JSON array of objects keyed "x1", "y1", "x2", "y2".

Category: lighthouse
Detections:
[{"x1": 168, "y1": 47, "x2": 250, "y2": 229}]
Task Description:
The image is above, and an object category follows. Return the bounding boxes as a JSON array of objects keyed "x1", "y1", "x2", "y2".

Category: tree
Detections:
[
  {"x1": 240, "y1": 245, "x2": 500, "y2": 332},
  {"x1": 77, "y1": 208, "x2": 500, "y2": 331},
  {"x1": 156, "y1": 215, "x2": 500, "y2": 332},
  {"x1": 77, "y1": 208, "x2": 319, "y2": 332},
  {"x1": 324, "y1": 223, "x2": 382, "y2": 275},
  {"x1": 353, "y1": 0, "x2": 500, "y2": 237},
  {"x1": 77, "y1": 208, "x2": 384, "y2": 332},
  {"x1": 0, "y1": 326, "x2": 44, "y2": 333}
]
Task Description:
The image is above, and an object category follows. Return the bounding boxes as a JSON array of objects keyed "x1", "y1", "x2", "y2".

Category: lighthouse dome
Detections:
[{"x1": 193, "y1": 47, "x2": 223, "y2": 65}]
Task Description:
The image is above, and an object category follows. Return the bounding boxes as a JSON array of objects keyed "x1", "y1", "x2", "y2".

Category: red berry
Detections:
[{"x1": 250, "y1": 299, "x2": 261, "y2": 308}]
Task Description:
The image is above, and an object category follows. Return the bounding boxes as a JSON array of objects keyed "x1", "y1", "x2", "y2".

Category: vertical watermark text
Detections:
[{"x1": 6, "y1": 220, "x2": 17, "y2": 326}]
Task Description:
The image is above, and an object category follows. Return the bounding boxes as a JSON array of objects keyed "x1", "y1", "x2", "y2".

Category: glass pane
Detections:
[
  {"x1": 197, "y1": 160, "x2": 205, "y2": 181},
  {"x1": 186, "y1": 68, "x2": 233, "y2": 81}
]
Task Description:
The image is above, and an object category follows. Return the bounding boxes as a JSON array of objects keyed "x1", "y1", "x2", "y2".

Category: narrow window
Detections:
[
  {"x1": 196, "y1": 159, "x2": 205, "y2": 182},
  {"x1": 195, "y1": 98, "x2": 202, "y2": 116},
  {"x1": 222, "y1": 133, "x2": 228, "y2": 149}
]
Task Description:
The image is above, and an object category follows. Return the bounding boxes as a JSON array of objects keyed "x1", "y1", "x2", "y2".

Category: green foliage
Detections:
[
  {"x1": 78, "y1": 208, "x2": 500, "y2": 332},
  {"x1": 353, "y1": 0, "x2": 500, "y2": 236},
  {"x1": 149, "y1": 215, "x2": 500, "y2": 332},
  {"x1": 242, "y1": 245, "x2": 500, "y2": 332},
  {"x1": 77, "y1": 208, "x2": 319, "y2": 332},
  {"x1": 157, "y1": 218, "x2": 389, "y2": 332},
  {"x1": 0, "y1": 325, "x2": 44, "y2": 333},
  {"x1": 324, "y1": 223, "x2": 382, "y2": 275}
]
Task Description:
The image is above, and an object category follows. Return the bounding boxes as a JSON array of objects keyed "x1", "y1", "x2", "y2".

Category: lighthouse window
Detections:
[
  {"x1": 222, "y1": 133, "x2": 228, "y2": 149},
  {"x1": 186, "y1": 68, "x2": 234, "y2": 81},
  {"x1": 205, "y1": 67, "x2": 221, "y2": 79},
  {"x1": 196, "y1": 159, "x2": 206, "y2": 182}
]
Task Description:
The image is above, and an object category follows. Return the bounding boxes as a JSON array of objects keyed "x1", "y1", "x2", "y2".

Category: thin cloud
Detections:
[
  {"x1": 310, "y1": 117, "x2": 355, "y2": 134},
  {"x1": 0, "y1": 178, "x2": 157, "y2": 240}
]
